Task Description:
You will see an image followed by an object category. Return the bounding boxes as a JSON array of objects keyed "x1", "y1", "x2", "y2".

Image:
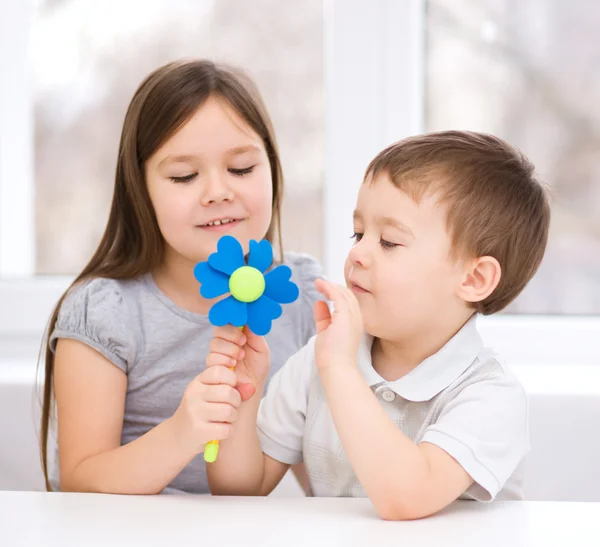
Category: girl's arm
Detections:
[{"x1": 54, "y1": 339, "x2": 239, "y2": 494}]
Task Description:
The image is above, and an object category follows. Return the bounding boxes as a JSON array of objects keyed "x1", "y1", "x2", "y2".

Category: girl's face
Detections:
[{"x1": 146, "y1": 96, "x2": 273, "y2": 268}]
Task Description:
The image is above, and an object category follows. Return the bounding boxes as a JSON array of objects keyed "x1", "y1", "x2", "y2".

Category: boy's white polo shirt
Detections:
[{"x1": 257, "y1": 315, "x2": 530, "y2": 501}]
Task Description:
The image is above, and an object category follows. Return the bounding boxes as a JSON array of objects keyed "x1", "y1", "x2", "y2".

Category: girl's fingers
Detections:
[
  {"x1": 204, "y1": 384, "x2": 242, "y2": 407},
  {"x1": 204, "y1": 423, "x2": 232, "y2": 442},
  {"x1": 205, "y1": 402, "x2": 239, "y2": 424}
]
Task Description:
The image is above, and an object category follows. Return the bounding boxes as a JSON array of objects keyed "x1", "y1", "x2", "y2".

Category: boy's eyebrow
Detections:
[
  {"x1": 379, "y1": 216, "x2": 415, "y2": 238},
  {"x1": 353, "y1": 210, "x2": 415, "y2": 238}
]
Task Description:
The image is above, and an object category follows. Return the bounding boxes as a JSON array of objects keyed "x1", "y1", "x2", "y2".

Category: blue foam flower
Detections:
[{"x1": 193, "y1": 235, "x2": 299, "y2": 336}]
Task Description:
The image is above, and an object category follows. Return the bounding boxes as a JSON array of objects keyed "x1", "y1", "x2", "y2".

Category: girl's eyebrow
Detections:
[
  {"x1": 226, "y1": 144, "x2": 262, "y2": 156},
  {"x1": 158, "y1": 154, "x2": 197, "y2": 168},
  {"x1": 158, "y1": 145, "x2": 262, "y2": 167}
]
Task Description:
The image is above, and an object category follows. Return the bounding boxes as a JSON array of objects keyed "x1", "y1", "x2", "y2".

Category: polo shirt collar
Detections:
[{"x1": 356, "y1": 314, "x2": 483, "y2": 402}]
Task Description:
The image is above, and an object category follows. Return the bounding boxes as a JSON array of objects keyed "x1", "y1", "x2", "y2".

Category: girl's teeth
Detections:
[{"x1": 207, "y1": 219, "x2": 234, "y2": 226}]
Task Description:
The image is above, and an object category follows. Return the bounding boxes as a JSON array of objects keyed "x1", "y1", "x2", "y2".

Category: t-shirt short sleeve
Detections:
[
  {"x1": 49, "y1": 278, "x2": 138, "y2": 373},
  {"x1": 257, "y1": 336, "x2": 316, "y2": 465},
  {"x1": 421, "y1": 367, "x2": 529, "y2": 501}
]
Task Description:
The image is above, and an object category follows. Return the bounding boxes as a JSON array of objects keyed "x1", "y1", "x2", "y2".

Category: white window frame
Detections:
[{"x1": 1, "y1": 0, "x2": 599, "y2": 367}]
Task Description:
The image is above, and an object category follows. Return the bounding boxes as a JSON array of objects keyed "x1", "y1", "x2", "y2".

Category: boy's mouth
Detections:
[{"x1": 350, "y1": 281, "x2": 370, "y2": 294}]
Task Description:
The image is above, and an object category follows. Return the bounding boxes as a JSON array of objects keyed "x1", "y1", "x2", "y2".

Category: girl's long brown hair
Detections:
[{"x1": 39, "y1": 59, "x2": 284, "y2": 490}]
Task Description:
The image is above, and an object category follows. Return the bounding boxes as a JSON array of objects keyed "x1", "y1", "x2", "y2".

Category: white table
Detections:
[{"x1": 0, "y1": 492, "x2": 598, "y2": 547}]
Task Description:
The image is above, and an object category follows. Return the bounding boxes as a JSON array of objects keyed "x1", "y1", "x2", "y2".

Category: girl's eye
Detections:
[
  {"x1": 350, "y1": 232, "x2": 363, "y2": 242},
  {"x1": 229, "y1": 165, "x2": 256, "y2": 176},
  {"x1": 381, "y1": 239, "x2": 400, "y2": 250},
  {"x1": 170, "y1": 173, "x2": 197, "y2": 183}
]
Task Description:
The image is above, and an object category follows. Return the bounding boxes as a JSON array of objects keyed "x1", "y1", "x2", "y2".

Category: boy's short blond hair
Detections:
[{"x1": 365, "y1": 130, "x2": 551, "y2": 315}]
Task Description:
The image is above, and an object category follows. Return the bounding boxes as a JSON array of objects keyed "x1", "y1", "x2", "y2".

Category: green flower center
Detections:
[{"x1": 229, "y1": 266, "x2": 265, "y2": 303}]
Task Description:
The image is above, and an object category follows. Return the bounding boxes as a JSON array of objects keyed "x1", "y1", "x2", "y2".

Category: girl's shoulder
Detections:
[
  {"x1": 59, "y1": 277, "x2": 141, "y2": 320},
  {"x1": 278, "y1": 252, "x2": 324, "y2": 343},
  {"x1": 283, "y1": 251, "x2": 323, "y2": 299},
  {"x1": 50, "y1": 277, "x2": 144, "y2": 371}
]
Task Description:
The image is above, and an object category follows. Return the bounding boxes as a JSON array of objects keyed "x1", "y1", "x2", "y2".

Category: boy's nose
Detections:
[
  {"x1": 348, "y1": 241, "x2": 370, "y2": 268},
  {"x1": 200, "y1": 171, "x2": 235, "y2": 205}
]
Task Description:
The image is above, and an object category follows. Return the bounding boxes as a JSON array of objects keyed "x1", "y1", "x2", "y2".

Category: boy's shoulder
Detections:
[{"x1": 454, "y1": 348, "x2": 525, "y2": 398}]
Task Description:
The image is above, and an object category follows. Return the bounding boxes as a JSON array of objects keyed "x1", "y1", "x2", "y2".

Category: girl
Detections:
[{"x1": 39, "y1": 59, "x2": 321, "y2": 495}]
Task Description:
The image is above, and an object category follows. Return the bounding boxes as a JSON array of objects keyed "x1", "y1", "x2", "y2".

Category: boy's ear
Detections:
[{"x1": 456, "y1": 256, "x2": 501, "y2": 304}]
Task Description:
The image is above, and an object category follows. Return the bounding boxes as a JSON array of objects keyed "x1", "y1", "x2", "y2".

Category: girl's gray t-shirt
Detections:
[{"x1": 49, "y1": 252, "x2": 322, "y2": 494}]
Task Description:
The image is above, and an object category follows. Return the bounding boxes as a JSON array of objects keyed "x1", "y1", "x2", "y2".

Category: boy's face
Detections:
[{"x1": 344, "y1": 174, "x2": 468, "y2": 341}]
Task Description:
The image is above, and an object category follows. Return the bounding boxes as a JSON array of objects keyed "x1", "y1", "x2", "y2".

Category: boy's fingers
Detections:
[
  {"x1": 196, "y1": 366, "x2": 237, "y2": 387},
  {"x1": 213, "y1": 325, "x2": 247, "y2": 346},
  {"x1": 241, "y1": 326, "x2": 269, "y2": 354},
  {"x1": 313, "y1": 300, "x2": 332, "y2": 334},
  {"x1": 237, "y1": 383, "x2": 257, "y2": 402},
  {"x1": 209, "y1": 337, "x2": 245, "y2": 359},
  {"x1": 315, "y1": 279, "x2": 348, "y2": 313},
  {"x1": 206, "y1": 352, "x2": 237, "y2": 368}
]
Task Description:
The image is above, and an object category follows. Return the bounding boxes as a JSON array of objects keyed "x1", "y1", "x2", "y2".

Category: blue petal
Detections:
[
  {"x1": 246, "y1": 295, "x2": 282, "y2": 336},
  {"x1": 193, "y1": 262, "x2": 231, "y2": 299},
  {"x1": 247, "y1": 240, "x2": 273, "y2": 273},
  {"x1": 264, "y1": 265, "x2": 300, "y2": 304},
  {"x1": 208, "y1": 296, "x2": 247, "y2": 327},
  {"x1": 208, "y1": 235, "x2": 245, "y2": 275}
]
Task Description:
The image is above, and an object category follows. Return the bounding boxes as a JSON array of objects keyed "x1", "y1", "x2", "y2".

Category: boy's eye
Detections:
[
  {"x1": 350, "y1": 232, "x2": 363, "y2": 242},
  {"x1": 170, "y1": 173, "x2": 197, "y2": 183},
  {"x1": 229, "y1": 165, "x2": 256, "y2": 176}
]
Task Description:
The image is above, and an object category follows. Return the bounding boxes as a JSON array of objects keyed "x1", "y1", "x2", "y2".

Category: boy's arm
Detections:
[
  {"x1": 206, "y1": 383, "x2": 290, "y2": 496},
  {"x1": 312, "y1": 280, "x2": 526, "y2": 520},
  {"x1": 321, "y1": 362, "x2": 528, "y2": 520},
  {"x1": 320, "y1": 365, "x2": 472, "y2": 520},
  {"x1": 207, "y1": 334, "x2": 314, "y2": 496}
]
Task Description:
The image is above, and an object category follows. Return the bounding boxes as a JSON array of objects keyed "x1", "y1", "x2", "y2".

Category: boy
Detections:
[{"x1": 205, "y1": 131, "x2": 550, "y2": 520}]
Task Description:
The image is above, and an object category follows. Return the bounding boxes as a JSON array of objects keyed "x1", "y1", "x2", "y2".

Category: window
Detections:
[
  {"x1": 31, "y1": 0, "x2": 323, "y2": 275},
  {"x1": 1, "y1": 0, "x2": 598, "y2": 368},
  {"x1": 427, "y1": 0, "x2": 600, "y2": 314}
]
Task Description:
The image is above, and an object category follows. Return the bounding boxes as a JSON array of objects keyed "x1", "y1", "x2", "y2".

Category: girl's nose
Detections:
[{"x1": 200, "y1": 171, "x2": 235, "y2": 205}]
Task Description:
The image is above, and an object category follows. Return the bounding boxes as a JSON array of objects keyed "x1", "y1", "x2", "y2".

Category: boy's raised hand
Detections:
[
  {"x1": 206, "y1": 325, "x2": 270, "y2": 401},
  {"x1": 313, "y1": 279, "x2": 363, "y2": 371}
]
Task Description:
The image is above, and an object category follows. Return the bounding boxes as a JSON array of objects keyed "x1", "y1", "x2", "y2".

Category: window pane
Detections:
[
  {"x1": 426, "y1": 0, "x2": 600, "y2": 314},
  {"x1": 33, "y1": 0, "x2": 323, "y2": 274}
]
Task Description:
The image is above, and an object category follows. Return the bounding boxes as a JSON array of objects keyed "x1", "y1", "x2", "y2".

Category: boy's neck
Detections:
[{"x1": 371, "y1": 312, "x2": 475, "y2": 382}]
